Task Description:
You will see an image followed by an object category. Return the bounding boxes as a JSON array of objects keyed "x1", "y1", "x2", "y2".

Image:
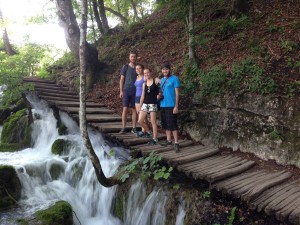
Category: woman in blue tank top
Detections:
[{"x1": 134, "y1": 64, "x2": 145, "y2": 113}]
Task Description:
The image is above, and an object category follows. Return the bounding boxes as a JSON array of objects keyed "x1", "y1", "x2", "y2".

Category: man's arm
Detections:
[
  {"x1": 173, "y1": 87, "x2": 179, "y2": 114},
  {"x1": 119, "y1": 75, "x2": 125, "y2": 98}
]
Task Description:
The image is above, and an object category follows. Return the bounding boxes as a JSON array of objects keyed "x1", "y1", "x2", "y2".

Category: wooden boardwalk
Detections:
[{"x1": 23, "y1": 77, "x2": 300, "y2": 225}]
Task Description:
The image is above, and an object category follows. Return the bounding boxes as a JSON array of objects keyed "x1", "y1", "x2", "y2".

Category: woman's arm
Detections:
[{"x1": 139, "y1": 83, "x2": 145, "y2": 108}]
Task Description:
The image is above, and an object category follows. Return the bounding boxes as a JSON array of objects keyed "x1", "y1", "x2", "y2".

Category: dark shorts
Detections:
[
  {"x1": 160, "y1": 107, "x2": 178, "y2": 131},
  {"x1": 135, "y1": 96, "x2": 141, "y2": 104},
  {"x1": 123, "y1": 90, "x2": 135, "y2": 108}
]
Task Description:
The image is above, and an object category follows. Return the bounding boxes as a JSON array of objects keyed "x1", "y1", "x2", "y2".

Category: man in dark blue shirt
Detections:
[{"x1": 119, "y1": 51, "x2": 138, "y2": 134}]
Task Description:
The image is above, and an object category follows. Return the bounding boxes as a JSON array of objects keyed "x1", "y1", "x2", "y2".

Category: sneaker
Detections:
[
  {"x1": 137, "y1": 131, "x2": 145, "y2": 137},
  {"x1": 145, "y1": 131, "x2": 152, "y2": 138},
  {"x1": 131, "y1": 128, "x2": 137, "y2": 134},
  {"x1": 148, "y1": 138, "x2": 158, "y2": 145},
  {"x1": 174, "y1": 143, "x2": 180, "y2": 153},
  {"x1": 160, "y1": 140, "x2": 173, "y2": 147},
  {"x1": 119, "y1": 128, "x2": 126, "y2": 134}
]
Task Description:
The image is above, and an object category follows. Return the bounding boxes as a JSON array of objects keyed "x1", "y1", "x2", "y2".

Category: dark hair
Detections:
[
  {"x1": 129, "y1": 50, "x2": 138, "y2": 57},
  {"x1": 136, "y1": 64, "x2": 144, "y2": 70},
  {"x1": 161, "y1": 63, "x2": 171, "y2": 69},
  {"x1": 144, "y1": 68, "x2": 152, "y2": 73}
]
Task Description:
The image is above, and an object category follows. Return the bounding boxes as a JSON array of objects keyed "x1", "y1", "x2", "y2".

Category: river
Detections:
[{"x1": 0, "y1": 94, "x2": 185, "y2": 225}]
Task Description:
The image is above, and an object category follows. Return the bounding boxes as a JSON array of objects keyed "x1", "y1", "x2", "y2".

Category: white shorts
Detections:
[{"x1": 141, "y1": 103, "x2": 158, "y2": 113}]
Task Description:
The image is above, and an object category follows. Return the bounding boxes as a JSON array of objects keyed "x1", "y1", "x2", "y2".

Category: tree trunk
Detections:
[
  {"x1": 54, "y1": 0, "x2": 98, "y2": 65},
  {"x1": 105, "y1": 7, "x2": 128, "y2": 25},
  {"x1": 0, "y1": 8, "x2": 16, "y2": 55},
  {"x1": 130, "y1": 0, "x2": 139, "y2": 22},
  {"x1": 79, "y1": 0, "x2": 121, "y2": 188},
  {"x1": 92, "y1": 0, "x2": 104, "y2": 35},
  {"x1": 230, "y1": 0, "x2": 249, "y2": 16},
  {"x1": 97, "y1": 0, "x2": 109, "y2": 34},
  {"x1": 187, "y1": 0, "x2": 196, "y2": 63}
]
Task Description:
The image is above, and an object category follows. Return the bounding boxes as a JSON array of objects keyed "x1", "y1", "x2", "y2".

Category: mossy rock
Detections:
[
  {"x1": 113, "y1": 192, "x2": 125, "y2": 221},
  {"x1": 51, "y1": 139, "x2": 70, "y2": 155},
  {"x1": 0, "y1": 143, "x2": 24, "y2": 152},
  {"x1": 35, "y1": 201, "x2": 73, "y2": 225},
  {"x1": 49, "y1": 163, "x2": 65, "y2": 180},
  {"x1": 0, "y1": 165, "x2": 21, "y2": 210},
  {"x1": 1, "y1": 108, "x2": 32, "y2": 148},
  {"x1": 58, "y1": 124, "x2": 67, "y2": 135}
]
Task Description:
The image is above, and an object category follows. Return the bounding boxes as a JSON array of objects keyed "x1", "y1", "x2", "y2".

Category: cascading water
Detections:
[{"x1": 0, "y1": 94, "x2": 185, "y2": 225}]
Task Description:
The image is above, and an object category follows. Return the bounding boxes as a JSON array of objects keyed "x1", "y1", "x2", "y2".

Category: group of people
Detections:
[{"x1": 119, "y1": 50, "x2": 180, "y2": 152}]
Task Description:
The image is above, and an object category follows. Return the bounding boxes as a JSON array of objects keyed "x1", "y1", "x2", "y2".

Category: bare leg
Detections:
[
  {"x1": 150, "y1": 112, "x2": 157, "y2": 139},
  {"x1": 131, "y1": 108, "x2": 137, "y2": 128},
  {"x1": 166, "y1": 130, "x2": 172, "y2": 142},
  {"x1": 138, "y1": 111, "x2": 149, "y2": 132},
  {"x1": 122, "y1": 107, "x2": 128, "y2": 128},
  {"x1": 172, "y1": 130, "x2": 179, "y2": 143}
]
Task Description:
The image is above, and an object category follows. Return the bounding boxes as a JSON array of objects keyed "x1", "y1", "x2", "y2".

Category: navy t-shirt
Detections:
[{"x1": 121, "y1": 64, "x2": 137, "y2": 92}]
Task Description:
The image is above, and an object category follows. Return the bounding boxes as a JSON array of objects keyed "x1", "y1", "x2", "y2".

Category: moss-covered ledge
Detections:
[
  {"x1": 0, "y1": 107, "x2": 32, "y2": 152},
  {"x1": 0, "y1": 165, "x2": 21, "y2": 211},
  {"x1": 35, "y1": 201, "x2": 73, "y2": 225}
]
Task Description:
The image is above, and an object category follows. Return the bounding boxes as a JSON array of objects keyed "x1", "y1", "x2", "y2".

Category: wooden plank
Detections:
[
  {"x1": 288, "y1": 204, "x2": 300, "y2": 225},
  {"x1": 161, "y1": 145, "x2": 207, "y2": 158},
  {"x1": 192, "y1": 158, "x2": 249, "y2": 180},
  {"x1": 189, "y1": 156, "x2": 241, "y2": 173},
  {"x1": 39, "y1": 95, "x2": 94, "y2": 102},
  {"x1": 178, "y1": 155, "x2": 229, "y2": 171},
  {"x1": 170, "y1": 148, "x2": 220, "y2": 166},
  {"x1": 206, "y1": 160, "x2": 255, "y2": 183},
  {"x1": 276, "y1": 187, "x2": 300, "y2": 221},
  {"x1": 181, "y1": 156, "x2": 234, "y2": 176},
  {"x1": 91, "y1": 122, "x2": 137, "y2": 133},
  {"x1": 46, "y1": 100, "x2": 104, "y2": 107},
  {"x1": 60, "y1": 107, "x2": 114, "y2": 114},
  {"x1": 133, "y1": 140, "x2": 194, "y2": 152},
  {"x1": 213, "y1": 171, "x2": 265, "y2": 192},
  {"x1": 35, "y1": 86, "x2": 75, "y2": 93},
  {"x1": 39, "y1": 93, "x2": 80, "y2": 100},
  {"x1": 224, "y1": 172, "x2": 268, "y2": 195},
  {"x1": 37, "y1": 91, "x2": 78, "y2": 98},
  {"x1": 241, "y1": 171, "x2": 292, "y2": 202},
  {"x1": 264, "y1": 187, "x2": 300, "y2": 215},
  {"x1": 249, "y1": 181, "x2": 296, "y2": 211},
  {"x1": 162, "y1": 145, "x2": 213, "y2": 157},
  {"x1": 23, "y1": 77, "x2": 56, "y2": 84},
  {"x1": 123, "y1": 134, "x2": 166, "y2": 146},
  {"x1": 73, "y1": 114, "x2": 122, "y2": 123}
]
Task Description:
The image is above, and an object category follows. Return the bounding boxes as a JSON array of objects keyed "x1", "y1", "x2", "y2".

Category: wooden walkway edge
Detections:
[{"x1": 23, "y1": 77, "x2": 300, "y2": 225}]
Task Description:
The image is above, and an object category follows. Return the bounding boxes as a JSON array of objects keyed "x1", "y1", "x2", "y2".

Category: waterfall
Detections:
[
  {"x1": 124, "y1": 180, "x2": 167, "y2": 225},
  {"x1": 0, "y1": 93, "x2": 185, "y2": 225}
]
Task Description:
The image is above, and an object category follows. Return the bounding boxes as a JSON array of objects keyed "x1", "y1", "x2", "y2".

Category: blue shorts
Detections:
[
  {"x1": 135, "y1": 96, "x2": 141, "y2": 104},
  {"x1": 123, "y1": 90, "x2": 135, "y2": 108}
]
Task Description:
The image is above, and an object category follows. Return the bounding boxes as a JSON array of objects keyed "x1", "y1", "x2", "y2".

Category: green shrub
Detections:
[
  {"x1": 199, "y1": 64, "x2": 228, "y2": 97},
  {"x1": 220, "y1": 15, "x2": 251, "y2": 36}
]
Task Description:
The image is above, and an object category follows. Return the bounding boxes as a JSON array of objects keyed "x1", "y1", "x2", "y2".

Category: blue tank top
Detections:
[{"x1": 134, "y1": 76, "x2": 144, "y2": 97}]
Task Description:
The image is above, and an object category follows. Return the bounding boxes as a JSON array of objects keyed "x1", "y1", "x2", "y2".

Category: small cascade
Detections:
[
  {"x1": 124, "y1": 180, "x2": 167, "y2": 225},
  {"x1": 175, "y1": 202, "x2": 186, "y2": 225},
  {"x1": 0, "y1": 93, "x2": 179, "y2": 225}
]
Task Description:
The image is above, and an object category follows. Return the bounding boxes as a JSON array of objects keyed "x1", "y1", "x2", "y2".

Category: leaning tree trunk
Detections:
[
  {"x1": 79, "y1": 0, "x2": 121, "y2": 188},
  {"x1": 0, "y1": 8, "x2": 16, "y2": 55},
  {"x1": 130, "y1": 0, "x2": 139, "y2": 22},
  {"x1": 97, "y1": 0, "x2": 109, "y2": 34},
  {"x1": 92, "y1": 0, "x2": 104, "y2": 35},
  {"x1": 55, "y1": 0, "x2": 98, "y2": 65},
  {"x1": 105, "y1": 7, "x2": 128, "y2": 25}
]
